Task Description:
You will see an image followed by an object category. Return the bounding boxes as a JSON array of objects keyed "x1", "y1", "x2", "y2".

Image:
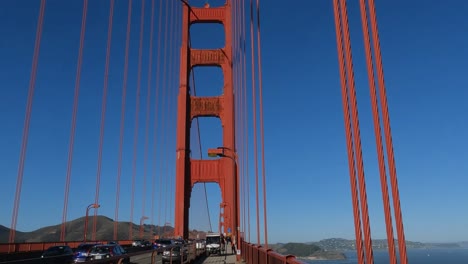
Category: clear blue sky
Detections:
[{"x1": 1, "y1": 0, "x2": 467, "y2": 245}]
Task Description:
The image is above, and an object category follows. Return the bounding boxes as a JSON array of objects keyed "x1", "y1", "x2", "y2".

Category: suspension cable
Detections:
[
  {"x1": 92, "y1": 0, "x2": 115, "y2": 241},
  {"x1": 160, "y1": 0, "x2": 172, "y2": 236},
  {"x1": 241, "y1": 0, "x2": 250, "y2": 243},
  {"x1": 338, "y1": 0, "x2": 374, "y2": 262},
  {"x1": 129, "y1": 0, "x2": 146, "y2": 240},
  {"x1": 9, "y1": 0, "x2": 46, "y2": 244},
  {"x1": 234, "y1": 0, "x2": 243, "y2": 241},
  {"x1": 332, "y1": 1, "x2": 365, "y2": 263},
  {"x1": 113, "y1": 0, "x2": 133, "y2": 241},
  {"x1": 249, "y1": 0, "x2": 260, "y2": 245},
  {"x1": 366, "y1": 0, "x2": 408, "y2": 262},
  {"x1": 151, "y1": 1, "x2": 163, "y2": 237},
  {"x1": 61, "y1": 0, "x2": 88, "y2": 242},
  {"x1": 153, "y1": 0, "x2": 164, "y2": 237},
  {"x1": 167, "y1": 0, "x2": 178, "y2": 231},
  {"x1": 255, "y1": 0, "x2": 268, "y2": 248},
  {"x1": 358, "y1": 0, "x2": 397, "y2": 263},
  {"x1": 141, "y1": 0, "x2": 157, "y2": 239}
]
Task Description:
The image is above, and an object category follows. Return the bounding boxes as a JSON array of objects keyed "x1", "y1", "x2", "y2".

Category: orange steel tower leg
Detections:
[{"x1": 175, "y1": 1, "x2": 238, "y2": 242}]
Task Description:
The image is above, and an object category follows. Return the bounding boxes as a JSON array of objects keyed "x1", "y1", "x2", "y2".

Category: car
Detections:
[
  {"x1": 205, "y1": 233, "x2": 222, "y2": 256},
  {"x1": 132, "y1": 240, "x2": 143, "y2": 247},
  {"x1": 162, "y1": 246, "x2": 188, "y2": 264},
  {"x1": 73, "y1": 243, "x2": 101, "y2": 262},
  {"x1": 88, "y1": 244, "x2": 130, "y2": 263},
  {"x1": 41, "y1": 245, "x2": 74, "y2": 264},
  {"x1": 154, "y1": 239, "x2": 175, "y2": 249}
]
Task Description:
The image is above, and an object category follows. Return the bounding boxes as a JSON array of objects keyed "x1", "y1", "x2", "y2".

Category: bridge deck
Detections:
[{"x1": 201, "y1": 254, "x2": 239, "y2": 264}]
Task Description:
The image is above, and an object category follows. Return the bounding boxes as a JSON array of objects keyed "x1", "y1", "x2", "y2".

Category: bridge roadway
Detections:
[{"x1": 130, "y1": 250, "x2": 239, "y2": 264}]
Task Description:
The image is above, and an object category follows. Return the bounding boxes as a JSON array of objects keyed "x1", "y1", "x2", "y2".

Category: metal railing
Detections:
[{"x1": 241, "y1": 241, "x2": 306, "y2": 264}]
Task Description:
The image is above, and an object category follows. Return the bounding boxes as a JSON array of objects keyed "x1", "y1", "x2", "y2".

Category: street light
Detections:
[
  {"x1": 83, "y1": 203, "x2": 100, "y2": 242},
  {"x1": 139, "y1": 216, "x2": 149, "y2": 239},
  {"x1": 208, "y1": 146, "x2": 240, "y2": 256}
]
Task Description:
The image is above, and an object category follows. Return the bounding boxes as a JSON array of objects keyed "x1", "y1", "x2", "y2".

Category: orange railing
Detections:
[
  {"x1": 241, "y1": 241, "x2": 305, "y2": 264},
  {"x1": 0, "y1": 240, "x2": 133, "y2": 254}
]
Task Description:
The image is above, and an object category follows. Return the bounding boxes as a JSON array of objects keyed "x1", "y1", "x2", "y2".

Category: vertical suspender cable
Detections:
[
  {"x1": 367, "y1": 0, "x2": 408, "y2": 262},
  {"x1": 241, "y1": 0, "x2": 250, "y2": 243},
  {"x1": 167, "y1": 0, "x2": 177, "y2": 228},
  {"x1": 338, "y1": 0, "x2": 374, "y2": 262},
  {"x1": 164, "y1": 0, "x2": 176, "y2": 234},
  {"x1": 153, "y1": 0, "x2": 164, "y2": 237},
  {"x1": 159, "y1": 0, "x2": 171, "y2": 236},
  {"x1": 9, "y1": 0, "x2": 46, "y2": 244},
  {"x1": 141, "y1": 0, "x2": 156, "y2": 239},
  {"x1": 150, "y1": 0, "x2": 163, "y2": 236},
  {"x1": 255, "y1": 0, "x2": 268, "y2": 249},
  {"x1": 61, "y1": 0, "x2": 88, "y2": 242},
  {"x1": 114, "y1": 0, "x2": 133, "y2": 241},
  {"x1": 92, "y1": 0, "x2": 115, "y2": 241},
  {"x1": 234, "y1": 0, "x2": 244, "y2": 242},
  {"x1": 332, "y1": 1, "x2": 365, "y2": 263},
  {"x1": 130, "y1": 0, "x2": 146, "y2": 240},
  {"x1": 249, "y1": 0, "x2": 260, "y2": 245},
  {"x1": 358, "y1": 0, "x2": 396, "y2": 263}
]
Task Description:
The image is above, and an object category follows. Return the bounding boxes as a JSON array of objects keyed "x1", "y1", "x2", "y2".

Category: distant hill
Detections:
[
  {"x1": 269, "y1": 242, "x2": 346, "y2": 260},
  {"x1": 306, "y1": 238, "x2": 460, "y2": 251},
  {"x1": 0, "y1": 216, "x2": 207, "y2": 243}
]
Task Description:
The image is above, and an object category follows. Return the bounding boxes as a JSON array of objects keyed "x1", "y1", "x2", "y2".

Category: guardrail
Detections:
[
  {"x1": 0, "y1": 241, "x2": 133, "y2": 254},
  {"x1": 0, "y1": 242, "x2": 206, "y2": 264},
  {"x1": 241, "y1": 241, "x2": 306, "y2": 264}
]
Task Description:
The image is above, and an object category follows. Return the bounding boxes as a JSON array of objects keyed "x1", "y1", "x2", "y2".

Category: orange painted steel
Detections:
[
  {"x1": 240, "y1": 0, "x2": 251, "y2": 243},
  {"x1": 151, "y1": 0, "x2": 165, "y2": 238},
  {"x1": 366, "y1": 0, "x2": 409, "y2": 262},
  {"x1": 255, "y1": 0, "x2": 269, "y2": 249},
  {"x1": 0, "y1": 240, "x2": 133, "y2": 254},
  {"x1": 332, "y1": 1, "x2": 365, "y2": 264},
  {"x1": 338, "y1": 0, "x2": 375, "y2": 263},
  {"x1": 249, "y1": 0, "x2": 260, "y2": 246},
  {"x1": 114, "y1": 0, "x2": 133, "y2": 241},
  {"x1": 10, "y1": 0, "x2": 46, "y2": 244},
  {"x1": 61, "y1": 0, "x2": 88, "y2": 242},
  {"x1": 142, "y1": 0, "x2": 157, "y2": 241},
  {"x1": 240, "y1": 240, "x2": 306, "y2": 264},
  {"x1": 175, "y1": 0, "x2": 239, "y2": 242},
  {"x1": 93, "y1": 0, "x2": 115, "y2": 241},
  {"x1": 358, "y1": 0, "x2": 397, "y2": 263},
  {"x1": 129, "y1": 0, "x2": 146, "y2": 241}
]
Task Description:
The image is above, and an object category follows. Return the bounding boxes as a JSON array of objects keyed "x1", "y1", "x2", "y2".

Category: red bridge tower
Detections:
[{"x1": 175, "y1": 0, "x2": 239, "y2": 244}]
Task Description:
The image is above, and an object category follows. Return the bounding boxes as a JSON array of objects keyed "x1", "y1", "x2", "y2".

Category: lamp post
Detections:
[
  {"x1": 208, "y1": 146, "x2": 240, "y2": 257},
  {"x1": 139, "y1": 216, "x2": 149, "y2": 239},
  {"x1": 83, "y1": 203, "x2": 100, "y2": 242}
]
